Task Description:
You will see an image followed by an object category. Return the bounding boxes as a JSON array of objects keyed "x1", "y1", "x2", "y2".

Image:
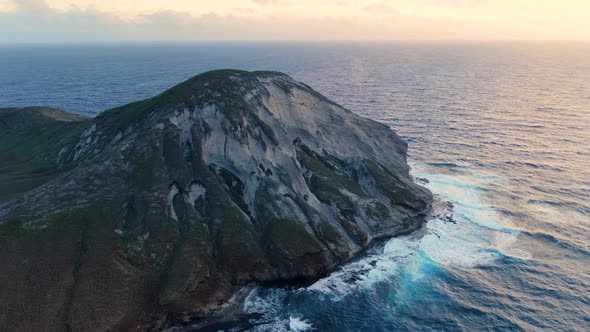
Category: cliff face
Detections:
[{"x1": 0, "y1": 70, "x2": 432, "y2": 330}]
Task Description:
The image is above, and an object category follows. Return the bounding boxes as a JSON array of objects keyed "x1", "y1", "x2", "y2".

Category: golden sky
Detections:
[{"x1": 1, "y1": 0, "x2": 590, "y2": 42}]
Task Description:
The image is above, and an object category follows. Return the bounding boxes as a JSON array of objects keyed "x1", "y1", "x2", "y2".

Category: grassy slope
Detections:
[{"x1": 0, "y1": 107, "x2": 89, "y2": 202}]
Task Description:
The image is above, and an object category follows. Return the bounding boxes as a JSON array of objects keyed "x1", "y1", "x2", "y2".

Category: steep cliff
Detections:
[{"x1": 0, "y1": 70, "x2": 431, "y2": 330}]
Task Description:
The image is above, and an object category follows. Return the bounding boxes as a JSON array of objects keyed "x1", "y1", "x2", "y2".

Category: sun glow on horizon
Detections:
[{"x1": 1, "y1": 0, "x2": 590, "y2": 42}]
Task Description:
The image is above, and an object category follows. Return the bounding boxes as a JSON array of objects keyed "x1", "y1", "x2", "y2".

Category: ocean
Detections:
[{"x1": 1, "y1": 42, "x2": 589, "y2": 331}]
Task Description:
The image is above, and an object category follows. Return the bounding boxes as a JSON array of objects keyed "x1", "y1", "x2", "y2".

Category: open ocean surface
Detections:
[{"x1": 1, "y1": 42, "x2": 589, "y2": 331}]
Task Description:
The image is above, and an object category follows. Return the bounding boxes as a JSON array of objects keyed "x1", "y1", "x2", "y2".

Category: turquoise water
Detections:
[{"x1": 1, "y1": 42, "x2": 589, "y2": 331}]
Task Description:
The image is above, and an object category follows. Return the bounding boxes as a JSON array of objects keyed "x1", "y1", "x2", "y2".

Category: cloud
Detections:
[
  {"x1": 11, "y1": 0, "x2": 52, "y2": 17},
  {"x1": 251, "y1": 0, "x2": 290, "y2": 6},
  {"x1": 362, "y1": 3, "x2": 399, "y2": 17},
  {"x1": 1, "y1": 0, "x2": 588, "y2": 42},
  {"x1": 234, "y1": 8, "x2": 257, "y2": 14},
  {"x1": 434, "y1": 0, "x2": 487, "y2": 7}
]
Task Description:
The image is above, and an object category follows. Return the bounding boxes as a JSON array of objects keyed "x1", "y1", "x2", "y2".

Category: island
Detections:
[{"x1": 0, "y1": 70, "x2": 432, "y2": 330}]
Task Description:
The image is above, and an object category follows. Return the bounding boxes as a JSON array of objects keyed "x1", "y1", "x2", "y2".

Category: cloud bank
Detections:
[{"x1": 1, "y1": 0, "x2": 589, "y2": 42}]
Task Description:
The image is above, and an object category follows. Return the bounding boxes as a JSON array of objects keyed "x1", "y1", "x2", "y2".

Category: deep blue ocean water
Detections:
[{"x1": 1, "y1": 42, "x2": 589, "y2": 331}]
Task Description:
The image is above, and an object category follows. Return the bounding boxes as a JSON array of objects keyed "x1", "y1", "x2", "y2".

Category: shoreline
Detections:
[
  {"x1": 166, "y1": 183, "x2": 457, "y2": 331},
  {"x1": 158, "y1": 163, "x2": 447, "y2": 331},
  {"x1": 163, "y1": 206, "x2": 438, "y2": 331}
]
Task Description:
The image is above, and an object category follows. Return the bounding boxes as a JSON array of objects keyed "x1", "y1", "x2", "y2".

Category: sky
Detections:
[{"x1": 1, "y1": 0, "x2": 589, "y2": 42}]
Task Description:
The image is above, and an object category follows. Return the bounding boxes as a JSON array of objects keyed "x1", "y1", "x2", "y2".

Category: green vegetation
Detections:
[
  {"x1": 318, "y1": 221, "x2": 349, "y2": 259},
  {"x1": 364, "y1": 159, "x2": 425, "y2": 211},
  {"x1": 366, "y1": 201, "x2": 392, "y2": 220},
  {"x1": 255, "y1": 180, "x2": 331, "y2": 276},
  {"x1": 262, "y1": 216, "x2": 330, "y2": 278},
  {"x1": 296, "y1": 148, "x2": 364, "y2": 196},
  {"x1": 308, "y1": 174, "x2": 355, "y2": 218},
  {"x1": 338, "y1": 216, "x2": 368, "y2": 245},
  {"x1": 158, "y1": 223, "x2": 210, "y2": 307},
  {"x1": 214, "y1": 166, "x2": 250, "y2": 216},
  {"x1": 211, "y1": 206, "x2": 268, "y2": 281},
  {"x1": 96, "y1": 97, "x2": 161, "y2": 134},
  {"x1": 0, "y1": 107, "x2": 89, "y2": 201}
]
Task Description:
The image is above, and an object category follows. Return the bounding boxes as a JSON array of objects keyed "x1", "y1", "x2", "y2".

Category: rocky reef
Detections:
[{"x1": 0, "y1": 70, "x2": 432, "y2": 330}]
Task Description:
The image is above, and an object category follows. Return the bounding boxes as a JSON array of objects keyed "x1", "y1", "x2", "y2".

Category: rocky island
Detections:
[{"x1": 0, "y1": 70, "x2": 432, "y2": 330}]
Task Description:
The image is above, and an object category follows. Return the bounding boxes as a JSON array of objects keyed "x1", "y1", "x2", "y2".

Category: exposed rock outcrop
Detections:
[{"x1": 0, "y1": 70, "x2": 431, "y2": 330}]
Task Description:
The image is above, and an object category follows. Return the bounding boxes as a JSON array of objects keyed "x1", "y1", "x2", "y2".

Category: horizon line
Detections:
[{"x1": 2, "y1": 39, "x2": 590, "y2": 46}]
